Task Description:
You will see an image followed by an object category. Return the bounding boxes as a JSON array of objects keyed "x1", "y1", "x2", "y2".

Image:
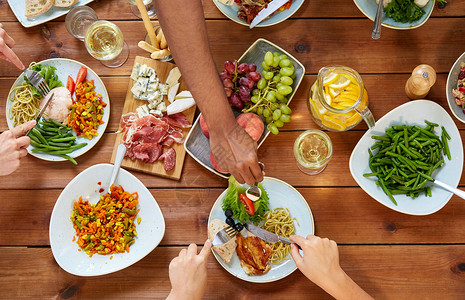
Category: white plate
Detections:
[
  {"x1": 349, "y1": 100, "x2": 463, "y2": 215},
  {"x1": 7, "y1": 0, "x2": 93, "y2": 28},
  {"x1": 6, "y1": 58, "x2": 110, "y2": 162},
  {"x1": 49, "y1": 163, "x2": 165, "y2": 276},
  {"x1": 208, "y1": 177, "x2": 314, "y2": 283},
  {"x1": 213, "y1": 0, "x2": 305, "y2": 28}
]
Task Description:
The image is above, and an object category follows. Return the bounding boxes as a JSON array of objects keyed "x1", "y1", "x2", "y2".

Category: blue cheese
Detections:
[{"x1": 136, "y1": 104, "x2": 150, "y2": 118}]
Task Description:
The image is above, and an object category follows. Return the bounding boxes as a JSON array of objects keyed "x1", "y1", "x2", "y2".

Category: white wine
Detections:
[
  {"x1": 85, "y1": 20, "x2": 124, "y2": 61},
  {"x1": 294, "y1": 130, "x2": 332, "y2": 175},
  {"x1": 127, "y1": 0, "x2": 152, "y2": 4}
]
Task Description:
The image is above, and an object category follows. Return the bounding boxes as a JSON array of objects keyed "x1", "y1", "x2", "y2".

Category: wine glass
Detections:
[
  {"x1": 127, "y1": 0, "x2": 156, "y2": 19},
  {"x1": 65, "y1": 6, "x2": 98, "y2": 41}
]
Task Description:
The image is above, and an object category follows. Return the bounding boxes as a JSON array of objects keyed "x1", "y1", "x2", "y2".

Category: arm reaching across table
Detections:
[
  {"x1": 290, "y1": 235, "x2": 374, "y2": 300},
  {"x1": 154, "y1": 0, "x2": 264, "y2": 185},
  {"x1": 0, "y1": 23, "x2": 25, "y2": 70}
]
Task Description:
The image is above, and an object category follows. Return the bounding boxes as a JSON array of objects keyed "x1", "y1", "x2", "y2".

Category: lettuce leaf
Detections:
[{"x1": 384, "y1": 0, "x2": 425, "y2": 23}]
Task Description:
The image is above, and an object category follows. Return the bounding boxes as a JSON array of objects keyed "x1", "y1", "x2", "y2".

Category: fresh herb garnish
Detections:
[
  {"x1": 384, "y1": 0, "x2": 425, "y2": 23},
  {"x1": 24, "y1": 64, "x2": 63, "y2": 97}
]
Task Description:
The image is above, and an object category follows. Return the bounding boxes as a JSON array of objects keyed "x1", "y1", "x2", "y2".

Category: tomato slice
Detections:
[
  {"x1": 66, "y1": 75, "x2": 75, "y2": 96},
  {"x1": 75, "y1": 66, "x2": 87, "y2": 85},
  {"x1": 239, "y1": 194, "x2": 255, "y2": 216}
]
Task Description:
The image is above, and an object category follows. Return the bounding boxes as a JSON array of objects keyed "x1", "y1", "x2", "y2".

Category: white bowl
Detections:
[
  {"x1": 349, "y1": 100, "x2": 463, "y2": 215},
  {"x1": 446, "y1": 51, "x2": 465, "y2": 124},
  {"x1": 49, "y1": 163, "x2": 165, "y2": 276}
]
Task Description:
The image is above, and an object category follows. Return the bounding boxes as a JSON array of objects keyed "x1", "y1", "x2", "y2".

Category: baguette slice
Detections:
[
  {"x1": 54, "y1": 0, "x2": 78, "y2": 7},
  {"x1": 208, "y1": 219, "x2": 237, "y2": 264},
  {"x1": 25, "y1": 0, "x2": 54, "y2": 18}
]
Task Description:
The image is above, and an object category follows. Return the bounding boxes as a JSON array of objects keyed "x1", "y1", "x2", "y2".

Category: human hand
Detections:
[
  {"x1": 209, "y1": 122, "x2": 264, "y2": 185},
  {"x1": 0, "y1": 120, "x2": 36, "y2": 176},
  {"x1": 0, "y1": 23, "x2": 25, "y2": 70},
  {"x1": 167, "y1": 240, "x2": 212, "y2": 300}
]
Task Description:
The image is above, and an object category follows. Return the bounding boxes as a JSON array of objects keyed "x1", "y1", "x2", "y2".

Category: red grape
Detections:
[
  {"x1": 220, "y1": 70, "x2": 230, "y2": 81},
  {"x1": 240, "y1": 94, "x2": 251, "y2": 103},
  {"x1": 248, "y1": 71, "x2": 261, "y2": 82},
  {"x1": 239, "y1": 77, "x2": 250, "y2": 87},
  {"x1": 237, "y1": 63, "x2": 249, "y2": 74},
  {"x1": 224, "y1": 60, "x2": 235, "y2": 74},
  {"x1": 223, "y1": 78, "x2": 234, "y2": 88},
  {"x1": 230, "y1": 93, "x2": 243, "y2": 109},
  {"x1": 224, "y1": 87, "x2": 232, "y2": 97},
  {"x1": 249, "y1": 64, "x2": 257, "y2": 72},
  {"x1": 239, "y1": 85, "x2": 250, "y2": 97}
]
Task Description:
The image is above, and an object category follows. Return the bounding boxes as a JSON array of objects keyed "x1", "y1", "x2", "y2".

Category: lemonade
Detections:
[{"x1": 308, "y1": 66, "x2": 371, "y2": 131}]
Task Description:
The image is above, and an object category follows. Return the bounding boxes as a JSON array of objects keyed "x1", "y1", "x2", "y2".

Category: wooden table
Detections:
[{"x1": 1, "y1": 1, "x2": 464, "y2": 298}]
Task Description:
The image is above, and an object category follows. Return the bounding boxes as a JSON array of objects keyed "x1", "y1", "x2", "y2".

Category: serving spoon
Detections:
[
  {"x1": 107, "y1": 143, "x2": 127, "y2": 194},
  {"x1": 433, "y1": 179, "x2": 465, "y2": 200},
  {"x1": 371, "y1": 0, "x2": 384, "y2": 39}
]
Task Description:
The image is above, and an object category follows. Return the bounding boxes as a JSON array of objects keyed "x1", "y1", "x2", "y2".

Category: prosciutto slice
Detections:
[{"x1": 119, "y1": 112, "x2": 190, "y2": 168}]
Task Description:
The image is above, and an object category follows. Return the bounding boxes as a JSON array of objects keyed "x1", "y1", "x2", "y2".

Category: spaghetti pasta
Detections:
[
  {"x1": 8, "y1": 82, "x2": 41, "y2": 127},
  {"x1": 261, "y1": 207, "x2": 297, "y2": 264}
]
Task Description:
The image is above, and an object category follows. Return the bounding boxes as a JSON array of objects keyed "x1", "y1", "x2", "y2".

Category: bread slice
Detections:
[
  {"x1": 208, "y1": 219, "x2": 237, "y2": 264},
  {"x1": 25, "y1": 0, "x2": 54, "y2": 18},
  {"x1": 54, "y1": 0, "x2": 78, "y2": 7}
]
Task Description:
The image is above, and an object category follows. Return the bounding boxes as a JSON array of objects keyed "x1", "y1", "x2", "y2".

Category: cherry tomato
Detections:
[
  {"x1": 66, "y1": 75, "x2": 75, "y2": 96},
  {"x1": 239, "y1": 194, "x2": 255, "y2": 216},
  {"x1": 75, "y1": 66, "x2": 87, "y2": 85}
]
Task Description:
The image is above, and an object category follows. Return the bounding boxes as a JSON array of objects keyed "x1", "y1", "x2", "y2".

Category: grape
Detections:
[
  {"x1": 280, "y1": 76, "x2": 293, "y2": 86},
  {"x1": 220, "y1": 70, "x2": 230, "y2": 81},
  {"x1": 273, "y1": 52, "x2": 280, "y2": 57},
  {"x1": 280, "y1": 67, "x2": 294, "y2": 77},
  {"x1": 223, "y1": 78, "x2": 234, "y2": 88},
  {"x1": 250, "y1": 107, "x2": 258, "y2": 113},
  {"x1": 265, "y1": 91, "x2": 276, "y2": 102},
  {"x1": 272, "y1": 109, "x2": 282, "y2": 120},
  {"x1": 263, "y1": 71, "x2": 273, "y2": 80},
  {"x1": 274, "y1": 120, "x2": 284, "y2": 127},
  {"x1": 275, "y1": 91, "x2": 285, "y2": 101},
  {"x1": 279, "y1": 59, "x2": 291, "y2": 68},
  {"x1": 262, "y1": 61, "x2": 270, "y2": 71},
  {"x1": 248, "y1": 71, "x2": 261, "y2": 82},
  {"x1": 251, "y1": 95, "x2": 259, "y2": 103},
  {"x1": 239, "y1": 77, "x2": 251, "y2": 88},
  {"x1": 265, "y1": 116, "x2": 273, "y2": 124},
  {"x1": 249, "y1": 64, "x2": 257, "y2": 72},
  {"x1": 257, "y1": 107, "x2": 264, "y2": 115},
  {"x1": 239, "y1": 85, "x2": 250, "y2": 97},
  {"x1": 278, "y1": 85, "x2": 293, "y2": 96},
  {"x1": 267, "y1": 123, "x2": 279, "y2": 135},
  {"x1": 280, "y1": 104, "x2": 292, "y2": 115},
  {"x1": 273, "y1": 74, "x2": 281, "y2": 82},
  {"x1": 263, "y1": 108, "x2": 271, "y2": 117},
  {"x1": 264, "y1": 52, "x2": 273, "y2": 66},
  {"x1": 279, "y1": 96, "x2": 288, "y2": 104},
  {"x1": 252, "y1": 89, "x2": 260, "y2": 96},
  {"x1": 240, "y1": 94, "x2": 251, "y2": 103},
  {"x1": 230, "y1": 93, "x2": 243, "y2": 109},
  {"x1": 257, "y1": 78, "x2": 266, "y2": 90},
  {"x1": 279, "y1": 55, "x2": 287, "y2": 61},
  {"x1": 290, "y1": 73, "x2": 296, "y2": 80},
  {"x1": 280, "y1": 114, "x2": 291, "y2": 123},
  {"x1": 224, "y1": 60, "x2": 235, "y2": 74},
  {"x1": 272, "y1": 56, "x2": 280, "y2": 68},
  {"x1": 237, "y1": 63, "x2": 249, "y2": 74},
  {"x1": 224, "y1": 87, "x2": 232, "y2": 97}
]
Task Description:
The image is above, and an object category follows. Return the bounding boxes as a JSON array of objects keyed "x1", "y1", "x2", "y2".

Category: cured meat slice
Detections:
[
  {"x1": 163, "y1": 113, "x2": 191, "y2": 128},
  {"x1": 161, "y1": 137, "x2": 175, "y2": 147},
  {"x1": 120, "y1": 112, "x2": 138, "y2": 128},
  {"x1": 158, "y1": 148, "x2": 176, "y2": 171},
  {"x1": 131, "y1": 143, "x2": 162, "y2": 163}
]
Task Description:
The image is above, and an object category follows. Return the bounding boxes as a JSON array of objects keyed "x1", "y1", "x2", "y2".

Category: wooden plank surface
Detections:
[{"x1": 110, "y1": 56, "x2": 195, "y2": 180}]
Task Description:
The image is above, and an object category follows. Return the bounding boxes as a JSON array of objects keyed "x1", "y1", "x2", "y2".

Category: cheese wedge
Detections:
[
  {"x1": 167, "y1": 98, "x2": 195, "y2": 115},
  {"x1": 25, "y1": 0, "x2": 54, "y2": 18},
  {"x1": 166, "y1": 67, "x2": 181, "y2": 87},
  {"x1": 175, "y1": 90, "x2": 192, "y2": 99},
  {"x1": 167, "y1": 83, "x2": 180, "y2": 103}
]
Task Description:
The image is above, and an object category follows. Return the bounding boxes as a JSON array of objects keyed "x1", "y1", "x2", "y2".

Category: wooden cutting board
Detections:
[{"x1": 111, "y1": 56, "x2": 196, "y2": 180}]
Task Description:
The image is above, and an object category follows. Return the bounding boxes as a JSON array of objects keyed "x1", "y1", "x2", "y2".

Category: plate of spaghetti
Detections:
[
  {"x1": 208, "y1": 176, "x2": 314, "y2": 283},
  {"x1": 5, "y1": 58, "x2": 110, "y2": 163}
]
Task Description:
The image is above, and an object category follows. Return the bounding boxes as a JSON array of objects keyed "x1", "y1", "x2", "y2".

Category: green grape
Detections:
[
  {"x1": 261, "y1": 70, "x2": 267, "y2": 77},
  {"x1": 263, "y1": 108, "x2": 271, "y2": 117},
  {"x1": 280, "y1": 67, "x2": 294, "y2": 77},
  {"x1": 280, "y1": 104, "x2": 292, "y2": 115},
  {"x1": 251, "y1": 95, "x2": 259, "y2": 103},
  {"x1": 262, "y1": 61, "x2": 270, "y2": 71},
  {"x1": 276, "y1": 82, "x2": 284, "y2": 89},
  {"x1": 252, "y1": 89, "x2": 260, "y2": 96},
  {"x1": 264, "y1": 71, "x2": 274, "y2": 80},
  {"x1": 272, "y1": 52, "x2": 280, "y2": 57},
  {"x1": 269, "y1": 103, "x2": 279, "y2": 111},
  {"x1": 272, "y1": 56, "x2": 280, "y2": 68},
  {"x1": 280, "y1": 114, "x2": 291, "y2": 123},
  {"x1": 273, "y1": 74, "x2": 281, "y2": 82},
  {"x1": 257, "y1": 78, "x2": 266, "y2": 90},
  {"x1": 267, "y1": 123, "x2": 279, "y2": 135},
  {"x1": 280, "y1": 76, "x2": 293, "y2": 86},
  {"x1": 290, "y1": 73, "x2": 296, "y2": 80},
  {"x1": 266, "y1": 91, "x2": 276, "y2": 102},
  {"x1": 279, "y1": 55, "x2": 287, "y2": 61},
  {"x1": 278, "y1": 96, "x2": 288, "y2": 104},
  {"x1": 275, "y1": 91, "x2": 285, "y2": 101},
  {"x1": 264, "y1": 52, "x2": 274, "y2": 66},
  {"x1": 274, "y1": 120, "x2": 284, "y2": 127},
  {"x1": 279, "y1": 59, "x2": 291, "y2": 68},
  {"x1": 265, "y1": 115, "x2": 273, "y2": 124},
  {"x1": 257, "y1": 107, "x2": 264, "y2": 115},
  {"x1": 273, "y1": 109, "x2": 282, "y2": 120},
  {"x1": 278, "y1": 85, "x2": 293, "y2": 96},
  {"x1": 250, "y1": 107, "x2": 258, "y2": 113}
]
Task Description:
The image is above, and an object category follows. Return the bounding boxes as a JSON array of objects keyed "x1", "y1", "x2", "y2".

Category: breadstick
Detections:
[
  {"x1": 151, "y1": 49, "x2": 170, "y2": 60},
  {"x1": 134, "y1": 0, "x2": 159, "y2": 49},
  {"x1": 138, "y1": 41, "x2": 160, "y2": 53},
  {"x1": 156, "y1": 28, "x2": 164, "y2": 48},
  {"x1": 159, "y1": 28, "x2": 168, "y2": 49}
]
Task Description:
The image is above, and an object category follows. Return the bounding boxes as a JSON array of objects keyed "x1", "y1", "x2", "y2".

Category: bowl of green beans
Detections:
[{"x1": 349, "y1": 100, "x2": 463, "y2": 215}]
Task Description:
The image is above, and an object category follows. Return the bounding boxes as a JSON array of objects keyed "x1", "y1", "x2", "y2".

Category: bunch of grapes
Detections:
[
  {"x1": 243, "y1": 51, "x2": 295, "y2": 135},
  {"x1": 220, "y1": 60, "x2": 262, "y2": 109}
]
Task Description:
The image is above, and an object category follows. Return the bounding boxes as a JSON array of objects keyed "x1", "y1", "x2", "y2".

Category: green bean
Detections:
[
  {"x1": 50, "y1": 136, "x2": 76, "y2": 142},
  {"x1": 59, "y1": 154, "x2": 77, "y2": 165},
  {"x1": 425, "y1": 120, "x2": 439, "y2": 127},
  {"x1": 378, "y1": 179, "x2": 397, "y2": 205},
  {"x1": 442, "y1": 132, "x2": 451, "y2": 160},
  {"x1": 441, "y1": 126, "x2": 451, "y2": 140},
  {"x1": 31, "y1": 148, "x2": 75, "y2": 154},
  {"x1": 31, "y1": 128, "x2": 49, "y2": 145}
]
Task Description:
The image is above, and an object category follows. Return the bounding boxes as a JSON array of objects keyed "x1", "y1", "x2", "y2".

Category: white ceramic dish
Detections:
[
  {"x1": 49, "y1": 163, "x2": 165, "y2": 276},
  {"x1": 353, "y1": 0, "x2": 434, "y2": 30},
  {"x1": 208, "y1": 177, "x2": 314, "y2": 283},
  {"x1": 349, "y1": 100, "x2": 463, "y2": 215},
  {"x1": 184, "y1": 38, "x2": 305, "y2": 179},
  {"x1": 6, "y1": 58, "x2": 110, "y2": 162},
  {"x1": 446, "y1": 51, "x2": 465, "y2": 124},
  {"x1": 7, "y1": 0, "x2": 93, "y2": 28},
  {"x1": 213, "y1": 0, "x2": 305, "y2": 28}
]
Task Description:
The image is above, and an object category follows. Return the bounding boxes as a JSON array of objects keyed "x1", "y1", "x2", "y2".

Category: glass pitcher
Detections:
[{"x1": 308, "y1": 65, "x2": 375, "y2": 132}]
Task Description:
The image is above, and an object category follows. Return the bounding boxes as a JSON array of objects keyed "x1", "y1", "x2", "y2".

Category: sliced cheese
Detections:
[
  {"x1": 136, "y1": 104, "x2": 150, "y2": 118},
  {"x1": 166, "y1": 67, "x2": 181, "y2": 87},
  {"x1": 167, "y1": 83, "x2": 180, "y2": 103},
  {"x1": 167, "y1": 98, "x2": 195, "y2": 115},
  {"x1": 175, "y1": 90, "x2": 192, "y2": 99}
]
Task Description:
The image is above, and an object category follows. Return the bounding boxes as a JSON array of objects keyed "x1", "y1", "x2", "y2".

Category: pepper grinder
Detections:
[{"x1": 405, "y1": 64, "x2": 437, "y2": 100}]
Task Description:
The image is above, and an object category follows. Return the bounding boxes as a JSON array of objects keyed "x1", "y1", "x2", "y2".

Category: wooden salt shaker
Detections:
[{"x1": 405, "y1": 64, "x2": 437, "y2": 100}]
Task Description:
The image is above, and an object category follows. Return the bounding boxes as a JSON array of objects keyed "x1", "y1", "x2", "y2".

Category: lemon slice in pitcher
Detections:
[
  {"x1": 323, "y1": 73, "x2": 339, "y2": 86},
  {"x1": 329, "y1": 75, "x2": 351, "y2": 90}
]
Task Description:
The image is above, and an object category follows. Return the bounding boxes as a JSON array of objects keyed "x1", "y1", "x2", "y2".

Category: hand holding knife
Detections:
[
  {"x1": 249, "y1": 0, "x2": 290, "y2": 29},
  {"x1": 244, "y1": 223, "x2": 301, "y2": 249}
]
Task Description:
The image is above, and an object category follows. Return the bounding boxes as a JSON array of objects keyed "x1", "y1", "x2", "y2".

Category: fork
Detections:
[
  {"x1": 212, "y1": 226, "x2": 237, "y2": 247},
  {"x1": 23, "y1": 68, "x2": 51, "y2": 96}
]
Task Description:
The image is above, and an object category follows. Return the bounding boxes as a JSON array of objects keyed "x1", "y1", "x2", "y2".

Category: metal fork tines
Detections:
[
  {"x1": 212, "y1": 226, "x2": 237, "y2": 247},
  {"x1": 23, "y1": 68, "x2": 51, "y2": 96}
]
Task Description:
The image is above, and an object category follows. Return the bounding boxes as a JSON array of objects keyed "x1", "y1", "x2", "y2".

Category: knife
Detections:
[
  {"x1": 26, "y1": 92, "x2": 54, "y2": 136},
  {"x1": 244, "y1": 223, "x2": 293, "y2": 244},
  {"x1": 249, "y1": 0, "x2": 290, "y2": 29}
]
